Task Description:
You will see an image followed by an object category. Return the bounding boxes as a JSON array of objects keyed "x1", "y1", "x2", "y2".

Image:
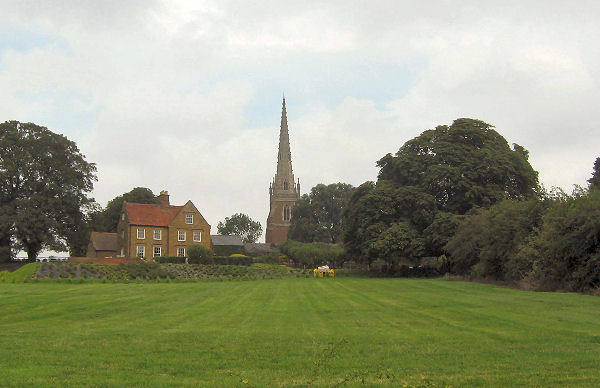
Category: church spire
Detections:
[
  {"x1": 276, "y1": 96, "x2": 293, "y2": 176},
  {"x1": 266, "y1": 96, "x2": 300, "y2": 245}
]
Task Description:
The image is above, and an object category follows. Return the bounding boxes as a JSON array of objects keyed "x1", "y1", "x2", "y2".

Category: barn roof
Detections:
[
  {"x1": 90, "y1": 232, "x2": 118, "y2": 252},
  {"x1": 210, "y1": 235, "x2": 244, "y2": 246}
]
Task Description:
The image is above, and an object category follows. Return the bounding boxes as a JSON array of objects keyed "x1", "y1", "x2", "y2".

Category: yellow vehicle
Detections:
[{"x1": 313, "y1": 265, "x2": 335, "y2": 277}]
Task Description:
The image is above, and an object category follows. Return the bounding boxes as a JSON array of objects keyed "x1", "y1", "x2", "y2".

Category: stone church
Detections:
[{"x1": 265, "y1": 97, "x2": 300, "y2": 244}]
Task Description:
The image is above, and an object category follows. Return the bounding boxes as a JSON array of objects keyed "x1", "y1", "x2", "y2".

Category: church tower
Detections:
[{"x1": 265, "y1": 97, "x2": 300, "y2": 245}]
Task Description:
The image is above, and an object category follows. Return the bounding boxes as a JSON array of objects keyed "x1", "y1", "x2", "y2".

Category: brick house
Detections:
[{"x1": 116, "y1": 191, "x2": 212, "y2": 258}]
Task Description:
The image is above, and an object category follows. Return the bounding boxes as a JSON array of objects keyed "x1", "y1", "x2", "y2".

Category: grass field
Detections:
[{"x1": 1, "y1": 278, "x2": 599, "y2": 387}]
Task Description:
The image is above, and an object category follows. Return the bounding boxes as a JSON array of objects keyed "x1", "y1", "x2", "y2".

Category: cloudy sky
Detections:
[{"x1": 2, "y1": 1, "x2": 599, "y2": 242}]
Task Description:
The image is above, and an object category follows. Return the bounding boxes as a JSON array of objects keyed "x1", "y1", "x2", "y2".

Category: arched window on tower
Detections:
[
  {"x1": 283, "y1": 205, "x2": 291, "y2": 221},
  {"x1": 283, "y1": 181, "x2": 289, "y2": 190}
]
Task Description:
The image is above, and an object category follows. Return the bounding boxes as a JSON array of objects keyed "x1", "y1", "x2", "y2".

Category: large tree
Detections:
[
  {"x1": 343, "y1": 118, "x2": 539, "y2": 268},
  {"x1": 589, "y1": 157, "x2": 600, "y2": 191},
  {"x1": 0, "y1": 121, "x2": 97, "y2": 261},
  {"x1": 288, "y1": 183, "x2": 355, "y2": 244},
  {"x1": 217, "y1": 213, "x2": 262, "y2": 243},
  {"x1": 91, "y1": 187, "x2": 158, "y2": 233}
]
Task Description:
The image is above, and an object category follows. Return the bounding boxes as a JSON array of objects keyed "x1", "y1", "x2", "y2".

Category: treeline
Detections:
[
  {"x1": 289, "y1": 118, "x2": 600, "y2": 292},
  {"x1": 446, "y1": 188, "x2": 600, "y2": 291}
]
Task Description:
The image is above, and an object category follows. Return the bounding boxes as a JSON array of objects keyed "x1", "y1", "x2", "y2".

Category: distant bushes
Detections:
[
  {"x1": 444, "y1": 190, "x2": 600, "y2": 292},
  {"x1": 155, "y1": 252, "x2": 252, "y2": 266},
  {"x1": 187, "y1": 244, "x2": 215, "y2": 264},
  {"x1": 212, "y1": 245, "x2": 245, "y2": 256},
  {"x1": 212, "y1": 255, "x2": 252, "y2": 266},
  {"x1": 279, "y1": 241, "x2": 345, "y2": 268}
]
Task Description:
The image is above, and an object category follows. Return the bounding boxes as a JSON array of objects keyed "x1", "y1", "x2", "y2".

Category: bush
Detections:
[
  {"x1": 279, "y1": 241, "x2": 345, "y2": 268},
  {"x1": 155, "y1": 256, "x2": 186, "y2": 264},
  {"x1": 212, "y1": 255, "x2": 252, "y2": 266},
  {"x1": 254, "y1": 252, "x2": 286, "y2": 264},
  {"x1": 212, "y1": 245, "x2": 245, "y2": 256},
  {"x1": 187, "y1": 244, "x2": 215, "y2": 264},
  {"x1": 530, "y1": 191, "x2": 600, "y2": 291}
]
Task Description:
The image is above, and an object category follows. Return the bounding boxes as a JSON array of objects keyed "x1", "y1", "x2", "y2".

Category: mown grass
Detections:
[{"x1": 1, "y1": 278, "x2": 599, "y2": 387}]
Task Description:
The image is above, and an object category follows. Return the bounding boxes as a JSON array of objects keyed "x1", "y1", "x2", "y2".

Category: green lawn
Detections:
[{"x1": 1, "y1": 278, "x2": 599, "y2": 387}]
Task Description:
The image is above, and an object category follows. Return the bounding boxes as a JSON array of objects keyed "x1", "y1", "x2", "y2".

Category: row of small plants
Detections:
[{"x1": 25, "y1": 262, "x2": 312, "y2": 282}]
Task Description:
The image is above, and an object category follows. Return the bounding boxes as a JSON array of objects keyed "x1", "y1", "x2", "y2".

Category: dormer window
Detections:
[{"x1": 185, "y1": 213, "x2": 194, "y2": 224}]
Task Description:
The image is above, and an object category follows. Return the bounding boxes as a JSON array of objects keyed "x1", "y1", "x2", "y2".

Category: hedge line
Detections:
[{"x1": 154, "y1": 255, "x2": 252, "y2": 266}]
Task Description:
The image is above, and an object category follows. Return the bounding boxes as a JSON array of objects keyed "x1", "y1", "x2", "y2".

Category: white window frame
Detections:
[
  {"x1": 178, "y1": 230, "x2": 186, "y2": 242},
  {"x1": 185, "y1": 213, "x2": 194, "y2": 224},
  {"x1": 136, "y1": 245, "x2": 145, "y2": 258},
  {"x1": 193, "y1": 231, "x2": 202, "y2": 242},
  {"x1": 153, "y1": 246, "x2": 162, "y2": 257},
  {"x1": 154, "y1": 229, "x2": 162, "y2": 240},
  {"x1": 177, "y1": 247, "x2": 185, "y2": 257},
  {"x1": 283, "y1": 205, "x2": 290, "y2": 221},
  {"x1": 137, "y1": 228, "x2": 145, "y2": 239}
]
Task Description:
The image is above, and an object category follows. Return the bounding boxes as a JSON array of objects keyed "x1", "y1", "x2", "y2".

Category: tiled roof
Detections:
[
  {"x1": 210, "y1": 235, "x2": 244, "y2": 246},
  {"x1": 90, "y1": 232, "x2": 118, "y2": 252},
  {"x1": 126, "y1": 203, "x2": 183, "y2": 226}
]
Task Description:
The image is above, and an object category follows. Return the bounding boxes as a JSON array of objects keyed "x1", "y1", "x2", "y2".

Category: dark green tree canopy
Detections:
[
  {"x1": 377, "y1": 118, "x2": 539, "y2": 214},
  {"x1": 0, "y1": 121, "x2": 97, "y2": 261},
  {"x1": 588, "y1": 157, "x2": 600, "y2": 191},
  {"x1": 289, "y1": 183, "x2": 355, "y2": 244},
  {"x1": 343, "y1": 118, "x2": 540, "y2": 268},
  {"x1": 91, "y1": 187, "x2": 158, "y2": 233},
  {"x1": 217, "y1": 213, "x2": 262, "y2": 243}
]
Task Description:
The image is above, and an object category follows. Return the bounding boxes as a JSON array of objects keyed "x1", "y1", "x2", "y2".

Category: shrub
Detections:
[
  {"x1": 212, "y1": 255, "x2": 252, "y2": 266},
  {"x1": 155, "y1": 256, "x2": 186, "y2": 264},
  {"x1": 254, "y1": 252, "x2": 286, "y2": 264},
  {"x1": 212, "y1": 245, "x2": 245, "y2": 256},
  {"x1": 187, "y1": 244, "x2": 215, "y2": 264},
  {"x1": 279, "y1": 241, "x2": 345, "y2": 268}
]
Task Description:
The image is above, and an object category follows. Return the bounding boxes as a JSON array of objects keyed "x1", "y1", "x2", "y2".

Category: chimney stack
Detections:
[{"x1": 158, "y1": 190, "x2": 170, "y2": 209}]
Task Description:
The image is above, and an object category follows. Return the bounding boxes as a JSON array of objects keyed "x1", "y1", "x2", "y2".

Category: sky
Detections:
[{"x1": 1, "y1": 1, "x2": 599, "y2": 246}]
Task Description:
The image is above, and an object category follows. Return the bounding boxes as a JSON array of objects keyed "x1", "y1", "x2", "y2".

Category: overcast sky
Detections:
[{"x1": 2, "y1": 1, "x2": 599, "y2": 243}]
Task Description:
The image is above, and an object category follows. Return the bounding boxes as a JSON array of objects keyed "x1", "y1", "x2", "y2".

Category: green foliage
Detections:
[
  {"x1": 254, "y1": 252, "x2": 286, "y2": 264},
  {"x1": 588, "y1": 157, "x2": 600, "y2": 191},
  {"x1": 90, "y1": 187, "x2": 158, "y2": 233},
  {"x1": 343, "y1": 118, "x2": 539, "y2": 268},
  {"x1": 0, "y1": 121, "x2": 97, "y2": 260},
  {"x1": 529, "y1": 191, "x2": 600, "y2": 291},
  {"x1": 279, "y1": 240, "x2": 345, "y2": 268},
  {"x1": 0, "y1": 263, "x2": 40, "y2": 282},
  {"x1": 216, "y1": 213, "x2": 262, "y2": 243},
  {"x1": 288, "y1": 183, "x2": 355, "y2": 243},
  {"x1": 445, "y1": 199, "x2": 547, "y2": 279},
  {"x1": 376, "y1": 118, "x2": 539, "y2": 214},
  {"x1": 187, "y1": 244, "x2": 215, "y2": 264},
  {"x1": 154, "y1": 256, "x2": 187, "y2": 264},
  {"x1": 212, "y1": 244, "x2": 245, "y2": 256},
  {"x1": 212, "y1": 255, "x2": 253, "y2": 266}
]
